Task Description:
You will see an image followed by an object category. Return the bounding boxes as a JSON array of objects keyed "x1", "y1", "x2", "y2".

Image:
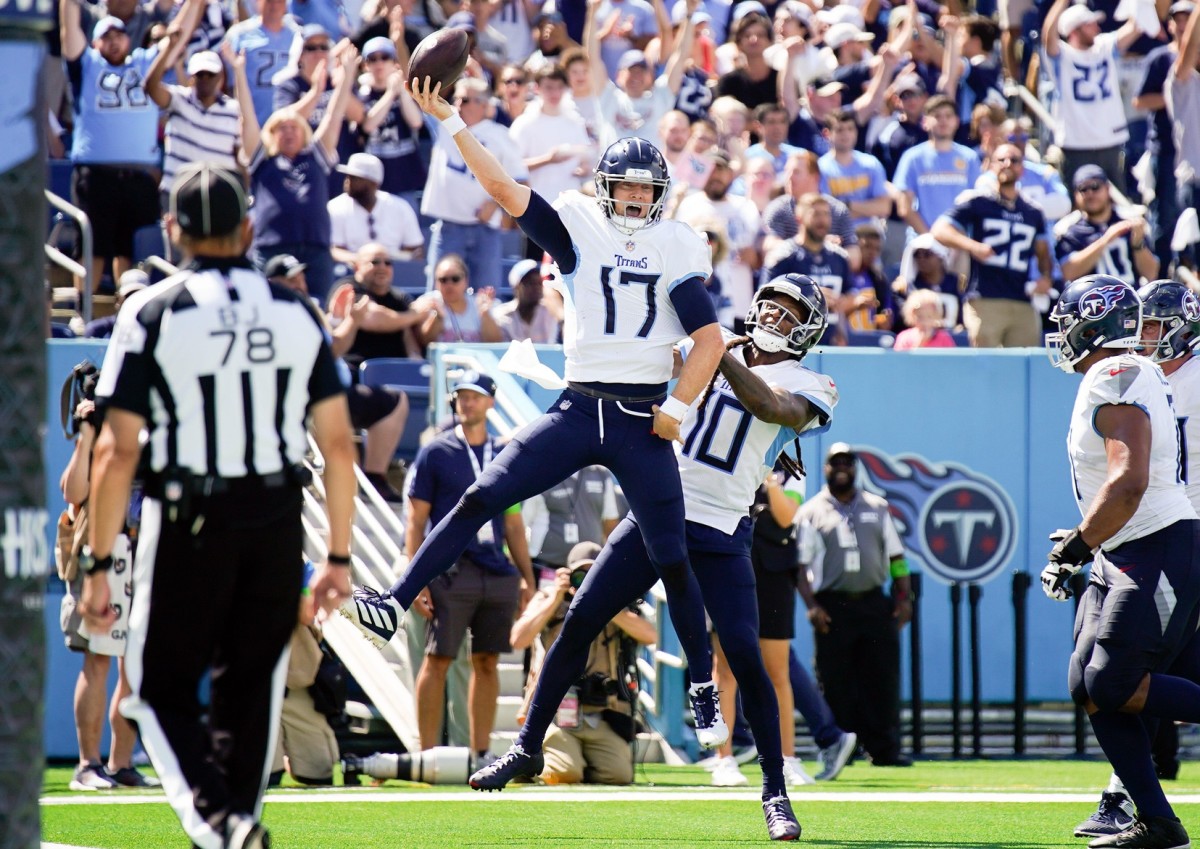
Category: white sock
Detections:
[
  {"x1": 1106, "y1": 773, "x2": 1126, "y2": 795},
  {"x1": 689, "y1": 680, "x2": 715, "y2": 694}
]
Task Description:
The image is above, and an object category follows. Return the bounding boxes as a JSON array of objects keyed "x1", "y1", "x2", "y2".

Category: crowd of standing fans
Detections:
[{"x1": 46, "y1": 0, "x2": 1200, "y2": 351}]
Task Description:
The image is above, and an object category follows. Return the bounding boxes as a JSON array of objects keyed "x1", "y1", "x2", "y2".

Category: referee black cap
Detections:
[{"x1": 170, "y1": 163, "x2": 248, "y2": 238}]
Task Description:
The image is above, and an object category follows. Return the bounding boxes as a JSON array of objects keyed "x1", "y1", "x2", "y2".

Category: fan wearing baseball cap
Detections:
[
  {"x1": 144, "y1": 13, "x2": 241, "y2": 200},
  {"x1": 328, "y1": 152, "x2": 425, "y2": 264},
  {"x1": 1044, "y1": 0, "x2": 1148, "y2": 192},
  {"x1": 492, "y1": 259, "x2": 560, "y2": 343}
]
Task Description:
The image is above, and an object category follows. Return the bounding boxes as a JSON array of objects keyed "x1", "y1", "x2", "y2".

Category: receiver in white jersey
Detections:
[
  {"x1": 554, "y1": 190, "x2": 713, "y2": 385},
  {"x1": 1166, "y1": 354, "x2": 1200, "y2": 511},
  {"x1": 1066, "y1": 352, "x2": 1197, "y2": 549},
  {"x1": 1051, "y1": 33, "x2": 1128, "y2": 149},
  {"x1": 675, "y1": 336, "x2": 838, "y2": 533}
]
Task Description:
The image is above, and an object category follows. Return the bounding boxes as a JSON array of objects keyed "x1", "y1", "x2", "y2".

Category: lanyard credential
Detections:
[{"x1": 457, "y1": 425, "x2": 496, "y2": 544}]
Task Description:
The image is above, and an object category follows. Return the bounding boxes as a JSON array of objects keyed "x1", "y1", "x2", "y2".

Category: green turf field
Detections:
[{"x1": 40, "y1": 760, "x2": 1200, "y2": 848}]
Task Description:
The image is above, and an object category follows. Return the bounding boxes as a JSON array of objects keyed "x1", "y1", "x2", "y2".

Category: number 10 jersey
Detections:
[{"x1": 554, "y1": 191, "x2": 713, "y2": 385}]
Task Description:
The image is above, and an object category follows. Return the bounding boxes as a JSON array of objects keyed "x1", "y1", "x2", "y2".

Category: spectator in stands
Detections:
[
  {"x1": 264, "y1": 252, "x2": 312, "y2": 296},
  {"x1": 586, "y1": 0, "x2": 695, "y2": 151},
  {"x1": 890, "y1": 4, "x2": 944, "y2": 97},
  {"x1": 61, "y1": 1, "x2": 164, "y2": 293},
  {"x1": 967, "y1": 103, "x2": 1008, "y2": 165},
  {"x1": 272, "y1": 26, "x2": 366, "y2": 159},
  {"x1": 422, "y1": 76, "x2": 529, "y2": 292},
  {"x1": 743, "y1": 103, "x2": 800, "y2": 179},
  {"x1": 492, "y1": 259, "x2": 560, "y2": 343},
  {"x1": 525, "y1": 2, "x2": 581, "y2": 73},
  {"x1": 931, "y1": 143, "x2": 1052, "y2": 348},
  {"x1": 509, "y1": 65, "x2": 592, "y2": 206},
  {"x1": 824, "y1": 21, "x2": 875, "y2": 100},
  {"x1": 231, "y1": 40, "x2": 358, "y2": 304},
  {"x1": 510, "y1": 541, "x2": 654, "y2": 785},
  {"x1": 818, "y1": 109, "x2": 891, "y2": 228},
  {"x1": 561, "y1": 47, "x2": 602, "y2": 145},
  {"x1": 340, "y1": 242, "x2": 430, "y2": 365},
  {"x1": 408, "y1": 371, "x2": 535, "y2": 761},
  {"x1": 715, "y1": 10, "x2": 778, "y2": 110},
  {"x1": 490, "y1": 0, "x2": 538, "y2": 65},
  {"x1": 762, "y1": 150, "x2": 858, "y2": 268},
  {"x1": 893, "y1": 95, "x2": 982, "y2": 237},
  {"x1": 998, "y1": 0, "x2": 1032, "y2": 81},
  {"x1": 767, "y1": 1, "x2": 822, "y2": 95},
  {"x1": 892, "y1": 233, "x2": 962, "y2": 331},
  {"x1": 592, "y1": 0, "x2": 659, "y2": 79},
  {"x1": 975, "y1": 118, "x2": 1073, "y2": 223},
  {"x1": 1168, "y1": 0, "x2": 1200, "y2": 268},
  {"x1": 796, "y1": 443, "x2": 913, "y2": 768},
  {"x1": 871, "y1": 74, "x2": 929, "y2": 181},
  {"x1": 1054, "y1": 164, "x2": 1158, "y2": 285},
  {"x1": 146, "y1": 22, "x2": 241, "y2": 203},
  {"x1": 666, "y1": 115, "x2": 719, "y2": 193},
  {"x1": 739, "y1": 157, "x2": 780, "y2": 214},
  {"x1": 183, "y1": 0, "x2": 234, "y2": 58},
  {"x1": 708, "y1": 94, "x2": 751, "y2": 163},
  {"x1": 290, "y1": 0, "x2": 352, "y2": 38},
  {"x1": 763, "y1": 193, "x2": 852, "y2": 343},
  {"x1": 328, "y1": 152, "x2": 424, "y2": 265},
  {"x1": 450, "y1": 4, "x2": 509, "y2": 78},
  {"x1": 939, "y1": 15, "x2": 1006, "y2": 147},
  {"x1": 658, "y1": 109, "x2": 692, "y2": 170},
  {"x1": 780, "y1": 73, "x2": 840, "y2": 155},
  {"x1": 495, "y1": 64, "x2": 531, "y2": 125},
  {"x1": 523, "y1": 470, "x2": 619, "y2": 582},
  {"x1": 416, "y1": 254, "x2": 505, "y2": 346},
  {"x1": 356, "y1": 35, "x2": 427, "y2": 205},
  {"x1": 1136, "y1": 1, "x2": 1194, "y2": 273},
  {"x1": 677, "y1": 153, "x2": 763, "y2": 330},
  {"x1": 1043, "y1": 0, "x2": 1147, "y2": 192},
  {"x1": 84, "y1": 270, "x2": 148, "y2": 339},
  {"x1": 222, "y1": 0, "x2": 302, "y2": 127},
  {"x1": 653, "y1": 1, "x2": 715, "y2": 122},
  {"x1": 893, "y1": 288, "x2": 957, "y2": 349},
  {"x1": 79, "y1": 0, "x2": 173, "y2": 55},
  {"x1": 844, "y1": 222, "x2": 891, "y2": 331}
]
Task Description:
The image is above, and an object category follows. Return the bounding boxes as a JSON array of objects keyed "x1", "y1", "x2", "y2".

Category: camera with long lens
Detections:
[
  {"x1": 577, "y1": 671, "x2": 616, "y2": 707},
  {"x1": 342, "y1": 747, "x2": 474, "y2": 785},
  {"x1": 61, "y1": 359, "x2": 101, "y2": 439},
  {"x1": 569, "y1": 564, "x2": 589, "y2": 591}
]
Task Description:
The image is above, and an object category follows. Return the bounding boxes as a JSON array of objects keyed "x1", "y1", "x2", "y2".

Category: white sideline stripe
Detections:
[
  {"x1": 43, "y1": 843, "x2": 103, "y2": 848},
  {"x1": 41, "y1": 790, "x2": 1200, "y2": 806}
]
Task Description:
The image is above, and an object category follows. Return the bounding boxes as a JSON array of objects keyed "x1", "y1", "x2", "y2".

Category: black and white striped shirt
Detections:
[
  {"x1": 96, "y1": 258, "x2": 344, "y2": 478},
  {"x1": 160, "y1": 86, "x2": 241, "y2": 193}
]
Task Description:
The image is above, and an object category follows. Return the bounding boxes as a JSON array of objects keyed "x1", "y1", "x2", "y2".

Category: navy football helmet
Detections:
[
  {"x1": 1046, "y1": 275, "x2": 1142, "y2": 373},
  {"x1": 1138, "y1": 279, "x2": 1200, "y2": 363},
  {"x1": 746, "y1": 274, "x2": 827, "y2": 358},
  {"x1": 594, "y1": 138, "x2": 671, "y2": 235}
]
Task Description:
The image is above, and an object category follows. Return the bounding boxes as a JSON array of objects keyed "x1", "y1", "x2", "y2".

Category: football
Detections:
[{"x1": 407, "y1": 28, "x2": 470, "y2": 96}]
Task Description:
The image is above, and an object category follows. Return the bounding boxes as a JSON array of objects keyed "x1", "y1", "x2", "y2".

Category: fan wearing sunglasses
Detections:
[
  {"x1": 1054, "y1": 165, "x2": 1159, "y2": 286},
  {"x1": 414, "y1": 254, "x2": 505, "y2": 346}
]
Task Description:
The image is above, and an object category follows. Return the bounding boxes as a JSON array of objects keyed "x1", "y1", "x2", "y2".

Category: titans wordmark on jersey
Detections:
[
  {"x1": 1067, "y1": 353, "x2": 1197, "y2": 551},
  {"x1": 554, "y1": 191, "x2": 712, "y2": 385},
  {"x1": 676, "y1": 338, "x2": 838, "y2": 533}
]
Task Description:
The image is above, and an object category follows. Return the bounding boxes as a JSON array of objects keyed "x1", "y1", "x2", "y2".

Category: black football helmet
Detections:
[
  {"x1": 745, "y1": 274, "x2": 828, "y2": 358},
  {"x1": 594, "y1": 137, "x2": 671, "y2": 235},
  {"x1": 1138, "y1": 279, "x2": 1200, "y2": 363},
  {"x1": 1046, "y1": 274, "x2": 1142, "y2": 373}
]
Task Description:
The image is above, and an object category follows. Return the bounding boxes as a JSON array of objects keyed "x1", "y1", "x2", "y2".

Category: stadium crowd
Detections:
[{"x1": 45, "y1": 0, "x2": 1200, "y2": 353}]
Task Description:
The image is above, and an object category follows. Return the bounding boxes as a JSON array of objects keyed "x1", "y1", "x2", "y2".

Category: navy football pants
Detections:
[
  {"x1": 388, "y1": 387, "x2": 713, "y2": 683},
  {"x1": 515, "y1": 517, "x2": 784, "y2": 785}
]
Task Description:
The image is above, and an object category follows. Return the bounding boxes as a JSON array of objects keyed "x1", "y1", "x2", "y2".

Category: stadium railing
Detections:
[{"x1": 44, "y1": 188, "x2": 93, "y2": 322}]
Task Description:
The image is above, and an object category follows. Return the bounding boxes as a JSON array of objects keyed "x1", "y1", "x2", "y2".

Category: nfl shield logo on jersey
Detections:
[
  {"x1": 625, "y1": 240, "x2": 636, "y2": 252},
  {"x1": 853, "y1": 447, "x2": 1018, "y2": 585}
]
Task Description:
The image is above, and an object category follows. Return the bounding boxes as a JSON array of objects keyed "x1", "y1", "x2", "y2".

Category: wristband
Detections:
[
  {"x1": 658, "y1": 395, "x2": 689, "y2": 422},
  {"x1": 327, "y1": 552, "x2": 352, "y2": 566},
  {"x1": 441, "y1": 112, "x2": 467, "y2": 136}
]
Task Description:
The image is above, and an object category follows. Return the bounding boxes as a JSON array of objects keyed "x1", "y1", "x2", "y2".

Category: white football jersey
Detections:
[
  {"x1": 1051, "y1": 34, "x2": 1128, "y2": 149},
  {"x1": 554, "y1": 191, "x2": 712, "y2": 385},
  {"x1": 1067, "y1": 352, "x2": 1197, "y2": 550},
  {"x1": 676, "y1": 339, "x2": 838, "y2": 533},
  {"x1": 1166, "y1": 354, "x2": 1200, "y2": 512}
]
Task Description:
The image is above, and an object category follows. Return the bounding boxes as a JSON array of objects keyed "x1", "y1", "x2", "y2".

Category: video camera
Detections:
[{"x1": 60, "y1": 359, "x2": 101, "y2": 440}]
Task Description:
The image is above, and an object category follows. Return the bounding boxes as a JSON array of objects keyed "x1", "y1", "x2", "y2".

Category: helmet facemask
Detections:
[
  {"x1": 594, "y1": 171, "x2": 670, "y2": 235},
  {"x1": 745, "y1": 279, "x2": 827, "y2": 358}
]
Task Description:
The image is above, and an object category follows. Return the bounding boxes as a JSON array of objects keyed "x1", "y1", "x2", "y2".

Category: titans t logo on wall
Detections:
[{"x1": 852, "y1": 447, "x2": 1017, "y2": 585}]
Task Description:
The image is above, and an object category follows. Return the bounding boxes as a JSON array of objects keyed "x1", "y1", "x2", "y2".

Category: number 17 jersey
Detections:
[{"x1": 554, "y1": 191, "x2": 713, "y2": 385}]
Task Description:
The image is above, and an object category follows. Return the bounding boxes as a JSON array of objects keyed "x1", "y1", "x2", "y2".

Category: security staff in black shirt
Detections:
[{"x1": 81, "y1": 163, "x2": 358, "y2": 849}]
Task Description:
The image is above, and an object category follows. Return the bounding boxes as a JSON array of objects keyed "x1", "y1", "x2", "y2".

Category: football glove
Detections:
[{"x1": 1040, "y1": 527, "x2": 1094, "y2": 602}]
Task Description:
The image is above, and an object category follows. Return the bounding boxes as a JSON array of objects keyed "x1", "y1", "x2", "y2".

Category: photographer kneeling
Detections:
[{"x1": 511, "y1": 543, "x2": 656, "y2": 785}]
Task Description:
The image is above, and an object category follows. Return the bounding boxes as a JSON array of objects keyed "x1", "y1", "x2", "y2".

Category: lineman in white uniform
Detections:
[
  {"x1": 471, "y1": 274, "x2": 838, "y2": 841},
  {"x1": 1042, "y1": 274, "x2": 1200, "y2": 849},
  {"x1": 1075, "y1": 279, "x2": 1200, "y2": 840}
]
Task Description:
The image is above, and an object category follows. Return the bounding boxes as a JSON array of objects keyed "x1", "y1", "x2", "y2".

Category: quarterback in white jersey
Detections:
[
  {"x1": 351, "y1": 81, "x2": 731, "y2": 768},
  {"x1": 1042, "y1": 274, "x2": 1200, "y2": 849},
  {"x1": 555, "y1": 190, "x2": 712, "y2": 385}
]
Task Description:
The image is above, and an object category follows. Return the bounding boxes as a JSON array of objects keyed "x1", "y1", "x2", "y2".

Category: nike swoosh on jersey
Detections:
[{"x1": 1108, "y1": 368, "x2": 1131, "y2": 376}]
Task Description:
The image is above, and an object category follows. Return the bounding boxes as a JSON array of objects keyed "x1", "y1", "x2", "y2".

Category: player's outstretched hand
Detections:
[
  {"x1": 651, "y1": 406, "x2": 683, "y2": 442},
  {"x1": 406, "y1": 76, "x2": 454, "y2": 121}
]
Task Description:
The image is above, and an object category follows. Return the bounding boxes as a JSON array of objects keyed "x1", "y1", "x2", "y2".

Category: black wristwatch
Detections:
[{"x1": 79, "y1": 545, "x2": 114, "y2": 575}]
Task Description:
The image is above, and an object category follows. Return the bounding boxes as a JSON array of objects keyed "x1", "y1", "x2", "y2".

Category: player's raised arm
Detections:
[{"x1": 408, "y1": 77, "x2": 532, "y2": 217}]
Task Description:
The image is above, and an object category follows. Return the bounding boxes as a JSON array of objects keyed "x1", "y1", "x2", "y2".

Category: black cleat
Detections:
[
  {"x1": 762, "y1": 795, "x2": 801, "y2": 841},
  {"x1": 225, "y1": 814, "x2": 270, "y2": 849},
  {"x1": 468, "y1": 745, "x2": 544, "y2": 791},
  {"x1": 1088, "y1": 815, "x2": 1190, "y2": 849},
  {"x1": 341, "y1": 755, "x2": 363, "y2": 786},
  {"x1": 1075, "y1": 791, "x2": 1135, "y2": 838}
]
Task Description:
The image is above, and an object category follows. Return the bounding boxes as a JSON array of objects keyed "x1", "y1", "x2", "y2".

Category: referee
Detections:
[{"x1": 80, "y1": 163, "x2": 357, "y2": 849}]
